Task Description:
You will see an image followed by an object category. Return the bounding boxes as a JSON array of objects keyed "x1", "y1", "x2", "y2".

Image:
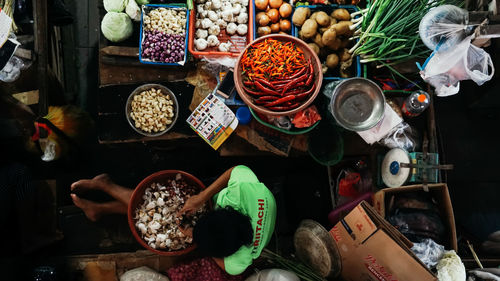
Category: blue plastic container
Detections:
[
  {"x1": 139, "y1": 4, "x2": 190, "y2": 66},
  {"x1": 292, "y1": 4, "x2": 361, "y2": 81},
  {"x1": 252, "y1": 0, "x2": 295, "y2": 40}
]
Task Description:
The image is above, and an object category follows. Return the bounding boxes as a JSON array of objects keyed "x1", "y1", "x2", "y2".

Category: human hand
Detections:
[
  {"x1": 177, "y1": 194, "x2": 206, "y2": 217},
  {"x1": 178, "y1": 225, "x2": 193, "y2": 238}
]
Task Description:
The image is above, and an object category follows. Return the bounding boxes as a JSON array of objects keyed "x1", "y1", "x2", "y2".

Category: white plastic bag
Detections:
[
  {"x1": 120, "y1": 266, "x2": 170, "y2": 281},
  {"x1": 420, "y1": 35, "x2": 494, "y2": 97},
  {"x1": 245, "y1": 269, "x2": 300, "y2": 281}
]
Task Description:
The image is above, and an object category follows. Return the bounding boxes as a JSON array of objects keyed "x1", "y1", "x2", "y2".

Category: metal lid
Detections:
[
  {"x1": 294, "y1": 219, "x2": 342, "y2": 278},
  {"x1": 382, "y1": 148, "x2": 411, "y2": 188}
]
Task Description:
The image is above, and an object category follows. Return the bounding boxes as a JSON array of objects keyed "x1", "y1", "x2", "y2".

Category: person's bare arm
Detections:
[
  {"x1": 178, "y1": 167, "x2": 235, "y2": 216},
  {"x1": 212, "y1": 257, "x2": 225, "y2": 271}
]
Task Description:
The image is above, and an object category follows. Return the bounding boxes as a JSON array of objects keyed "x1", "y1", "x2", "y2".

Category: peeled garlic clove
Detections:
[{"x1": 157, "y1": 197, "x2": 165, "y2": 206}]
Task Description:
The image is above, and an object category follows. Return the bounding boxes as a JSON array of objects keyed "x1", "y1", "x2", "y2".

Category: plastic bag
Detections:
[
  {"x1": 411, "y1": 238, "x2": 445, "y2": 268},
  {"x1": 0, "y1": 55, "x2": 25, "y2": 82},
  {"x1": 120, "y1": 266, "x2": 170, "y2": 281},
  {"x1": 437, "y1": 250, "x2": 466, "y2": 281},
  {"x1": 291, "y1": 106, "x2": 321, "y2": 128},
  {"x1": 245, "y1": 269, "x2": 300, "y2": 281},
  {"x1": 419, "y1": 5, "x2": 472, "y2": 52},
  {"x1": 378, "y1": 122, "x2": 420, "y2": 152},
  {"x1": 420, "y1": 35, "x2": 494, "y2": 97}
]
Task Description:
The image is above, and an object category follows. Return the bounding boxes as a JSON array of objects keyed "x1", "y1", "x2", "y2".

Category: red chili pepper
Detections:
[
  {"x1": 265, "y1": 95, "x2": 296, "y2": 107},
  {"x1": 243, "y1": 86, "x2": 265, "y2": 96},
  {"x1": 288, "y1": 66, "x2": 307, "y2": 79},
  {"x1": 256, "y1": 78, "x2": 277, "y2": 90},
  {"x1": 295, "y1": 84, "x2": 316, "y2": 101},
  {"x1": 254, "y1": 96, "x2": 279, "y2": 104},
  {"x1": 281, "y1": 75, "x2": 307, "y2": 95},
  {"x1": 305, "y1": 63, "x2": 314, "y2": 86},
  {"x1": 268, "y1": 103, "x2": 301, "y2": 111},
  {"x1": 243, "y1": 81, "x2": 254, "y2": 87},
  {"x1": 271, "y1": 78, "x2": 294, "y2": 86},
  {"x1": 255, "y1": 81, "x2": 281, "y2": 96},
  {"x1": 254, "y1": 96, "x2": 279, "y2": 105}
]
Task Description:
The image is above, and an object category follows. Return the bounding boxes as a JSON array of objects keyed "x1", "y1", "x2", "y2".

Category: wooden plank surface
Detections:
[
  {"x1": 33, "y1": 0, "x2": 49, "y2": 116},
  {"x1": 98, "y1": 59, "x2": 193, "y2": 86}
]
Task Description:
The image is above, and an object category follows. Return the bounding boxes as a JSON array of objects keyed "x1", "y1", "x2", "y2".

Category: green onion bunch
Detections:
[
  {"x1": 351, "y1": 0, "x2": 463, "y2": 71},
  {"x1": 260, "y1": 249, "x2": 327, "y2": 281}
]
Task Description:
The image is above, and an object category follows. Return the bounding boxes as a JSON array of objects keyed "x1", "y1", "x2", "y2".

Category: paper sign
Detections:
[
  {"x1": 0, "y1": 10, "x2": 13, "y2": 48},
  {"x1": 186, "y1": 93, "x2": 238, "y2": 150},
  {"x1": 357, "y1": 104, "x2": 403, "y2": 144}
]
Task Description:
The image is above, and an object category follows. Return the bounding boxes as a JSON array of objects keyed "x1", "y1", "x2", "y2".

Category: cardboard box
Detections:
[
  {"x1": 329, "y1": 201, "x2": 437, "y2": 281},
  {"x1": 373, "y1": 183, "x2": 458, "y2": 251}
]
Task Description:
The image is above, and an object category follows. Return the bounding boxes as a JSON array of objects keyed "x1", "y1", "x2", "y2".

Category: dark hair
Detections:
[{"x1": 193, "y1": 206, "x2": 253, "y2": 258}]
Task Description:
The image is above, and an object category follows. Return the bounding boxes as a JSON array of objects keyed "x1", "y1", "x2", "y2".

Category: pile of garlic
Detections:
[
  {"x1": 194, "y1": 0, "x2": 248, "y2": 51},
  {"x1": 134, "y1": 174, "x2": 206, "y2": 251}
]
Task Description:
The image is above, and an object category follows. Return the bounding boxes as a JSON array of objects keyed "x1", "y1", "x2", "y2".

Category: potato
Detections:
[
  {"x1": 301, "y1": 19, "x2": 317, "y2": 38},
  {"x1": 319, "y1": 19, "x2": 337, "y2": 34},
  {"x1": 292, "y1": 7, "x2": 310, "y2": 27},
  {"x1": 332, "y1": 9, "x2": 351, "y2": 21},
  {"x1": 326, "y1": 54, "x2": 339, "y2": 69},
  {"x1": 315, "y1": 11, "x2": 330, "y2": 27},
  {"x1": 310, "y1": 11, "x2": 321, "y2": 21},
  {"x1": 328, "y1": 38, "x2": 342, "y2": 50},
  {"x1": 298, "y1": 30, "x2": 306, "y2": 40},
  {"x1": 332, "y1": 21, "x2": 353, "y2": 36},
  {"x1": 312, "y1": 33, "x2": 324, "y2": 48},
  {"x1": 340, "y1": 58, "x2": 353, "y2": 78},
  {"x1": 307, "y1": 43, "x2": 320, "y2": 55},
  {"x1": 321, "y1": 28, "x2": 336, "y2": 47},
  {"x1": 339, "y1": 48, "x2": 351, "y2": 62},
  {"x1": 257, "y1": 26, "x2": 272, "y2": 37},
  {"x1": 321, "y1": 63, "x2": 328, "y2": 74}
]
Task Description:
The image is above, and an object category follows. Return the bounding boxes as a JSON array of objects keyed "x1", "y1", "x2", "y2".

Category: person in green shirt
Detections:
[
  {"x1": 70, "y1": 165, "x2": 276, "y2": 276},
  {"x1": 178, "y1": 165, "x2": 277, "y2": 275}
]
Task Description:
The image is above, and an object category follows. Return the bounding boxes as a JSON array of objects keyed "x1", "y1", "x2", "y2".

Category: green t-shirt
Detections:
[{"x1": 213, "y1": 165, "x2": 277, "y2": 275}]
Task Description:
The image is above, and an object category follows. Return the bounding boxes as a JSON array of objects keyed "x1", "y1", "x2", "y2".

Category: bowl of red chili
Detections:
[{"x1": 234, "y1": 34, "x2": 323, "y2": 116}]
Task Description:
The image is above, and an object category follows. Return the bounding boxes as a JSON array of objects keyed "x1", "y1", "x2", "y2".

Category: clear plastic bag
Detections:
[
  {"x1": 411, "y1": 238, "x2": 445, "y2": 268},
  {"x1": 120, "y1": 266, "x2": 170, "y2": 281},
  {"x1": 420, "y1": 34, "x2": 494, "y2": 97},
  {"x1": 419, "y1": 5, "x2": 472, "y2": 52},
  {"x1": 245, "y1": 269, "x2": 300, "y2": 281},
  {"x1": 378, "y1": 122, "x2": 420, "y2": 152},
  {"x1": 0, "y1": 55, "x2": 27, "y2": 82}
]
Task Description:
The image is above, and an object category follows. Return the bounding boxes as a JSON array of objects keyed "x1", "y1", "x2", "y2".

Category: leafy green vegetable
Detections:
[
  {"x1": 101, "y1": 12, "x2": 133, "y2": 42},
  {"x1": 351, "y1": 0, "x2": 464, "y2": 80},
  {"x1": 135, "y1": 0, "x2": 149, "y2": 5}
]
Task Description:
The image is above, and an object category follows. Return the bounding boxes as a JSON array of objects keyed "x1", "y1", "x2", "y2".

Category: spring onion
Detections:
[
  {"x1": 350, "y1": 0, "x2": 463, "y2": 69},
  {"x1": 261, "y1": 249, "x2": 327, "y2": 281}
]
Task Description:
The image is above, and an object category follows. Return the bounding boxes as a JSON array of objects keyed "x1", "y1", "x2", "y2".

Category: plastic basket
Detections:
[
  {"x1": 307, "y1": 121, "x2": 344, "y2": 166},
  {"x1": 252, "y1": 0, "x2": 295, "y2": 40},
  {"x1": 139, "y1": 4, "x2": 190, "y2": 66},
  {"x1": 249, "y1": 107, "x2": 320, "y2": 135},
  {"x1": 292, "y1": 4, "x2": 361, "y2": 81},
  {"x1": 188, "y1": 0, "x2": 254, "y2": 58}
]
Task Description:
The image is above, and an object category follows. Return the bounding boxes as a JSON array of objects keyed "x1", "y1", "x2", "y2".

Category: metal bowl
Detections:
[
  {"x1": 125, "y1": 84, "x2": 179, "y2": 137},
  {"x1": 330, "y1": 78, "x2": 385, "y2": 131}
]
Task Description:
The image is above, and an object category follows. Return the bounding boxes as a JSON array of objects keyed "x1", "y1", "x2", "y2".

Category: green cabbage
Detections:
[
  {"x1": 101, "y1": 12, "x2": 133, "y2": 42},
  {"x1": 103, "y1": 0, "x2": 127, "y2": 12},
  {"x1": 126, "y1": 0, "x2": 141, "y2": 21},
  {"x1": 135, "y1": 0, "x2": 149, "y2": 5}
]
